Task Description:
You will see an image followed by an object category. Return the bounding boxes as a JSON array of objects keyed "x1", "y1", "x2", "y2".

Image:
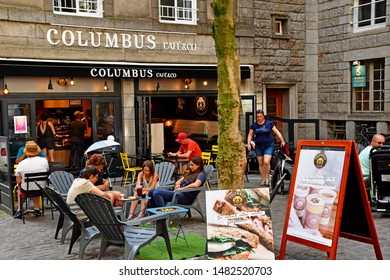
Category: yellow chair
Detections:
[
  {"x1": 201, "y1": 152, "x2": 211, "y2": 165},
  {"x1": 119, "y1": 153, "x2": 142, "y2": 188},
  {"x1": 210, "y1": 145, "x2": 218, "y2": 166}
]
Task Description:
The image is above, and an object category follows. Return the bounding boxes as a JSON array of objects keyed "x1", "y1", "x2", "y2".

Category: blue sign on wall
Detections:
[{"x1": 352, "y1": 65, "x2": 366, "y2": 88}]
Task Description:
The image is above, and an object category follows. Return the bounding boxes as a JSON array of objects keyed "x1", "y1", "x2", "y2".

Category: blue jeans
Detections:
[
  {"x1": 255, "y1": 142, "x2": 274, "y2": 156},
  {"x1": 148, "y1": 189, "x2": 194, "y2": 207}
]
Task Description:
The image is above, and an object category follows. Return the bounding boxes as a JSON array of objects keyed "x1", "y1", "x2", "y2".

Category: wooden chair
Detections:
[
  {"x1": 75, "y1": 192, "x2": 173, "y2": 260},
  {"x1": 201, "y1": 152, "x2": 212, "y2": 165},
  {"x1": 119, "y1": 153, "x2": 142, "y2": 188}
]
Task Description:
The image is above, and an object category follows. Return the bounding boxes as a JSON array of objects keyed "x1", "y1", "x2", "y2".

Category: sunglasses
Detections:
[{"x1": 375, "y1": 141, "x2": 385, "y2": 145}]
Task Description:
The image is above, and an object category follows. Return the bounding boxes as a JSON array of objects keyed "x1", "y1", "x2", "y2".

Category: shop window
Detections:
[
  {"x1": 159, "y1": 0, "x2": 197, "y2": 25},
  {"x1": 272, "y1": 15, "x2": 289, "y2": 39},
  {"x1": 327, "y1": 121, "x2": 346, "y2": 140},
  {"x1": 353, "y1": 59, "x2": 384, "y2": 112},
  {"x1": 53, "y1": 0, "x2": 103, "y2": 18},
  {"x1": 352, "y1": 0, "x2": 386, "y2": 31}
]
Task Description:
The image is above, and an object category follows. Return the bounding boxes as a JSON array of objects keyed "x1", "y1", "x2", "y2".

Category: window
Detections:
[
  {"x1": 159, "y1": 0, "x2": 197, "y2": 25},
  {"x1": 327, "y1": 121, "x2": 346, "y2": 140},
  {"x1": 53, "y1": 0, "x2": 103, "y2": 18},
  {"x1": 352, "y1": 0, "x2": 386, "y2": 31},
  {"x1": 353, "y1": 59, "x2": 385, "y2": 112},
  {"x1": 271, "y1": 15, "x2": 289, "y2": 39}
]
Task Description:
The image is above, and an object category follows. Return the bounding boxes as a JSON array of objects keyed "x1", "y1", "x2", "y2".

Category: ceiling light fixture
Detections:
[
  {"x1": 48, "y1": 78, "x2": 53, "y2": 90},
  {"x1": 3, "y1": 84, "x2": 9, "y2": 95},
  {"x1": 103, "y1": 81, "x2": 109, "y2": 91},
  {"x1": 69, "y1": 77, "x2": 75, "y2": 86},
  {"x1": 184, "y1": 79, "x2": 192, "y2": 90}
]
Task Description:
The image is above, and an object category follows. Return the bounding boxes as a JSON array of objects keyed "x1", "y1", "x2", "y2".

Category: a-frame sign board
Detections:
[{"x1": 279, "y1": 140, "x2": 382, "y2": 260}]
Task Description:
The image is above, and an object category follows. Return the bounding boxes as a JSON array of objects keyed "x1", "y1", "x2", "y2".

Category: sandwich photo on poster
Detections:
[
  {"x1": 206, "y1": 188, "x2": 275, "y2": 260},
  {"x1": 287, "y1": 147, "x2": 345, "y2": 247}
]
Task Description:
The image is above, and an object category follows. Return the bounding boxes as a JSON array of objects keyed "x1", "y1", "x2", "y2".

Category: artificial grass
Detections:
[{"x1": 137, "y1": 234, "x2": 207, "y2": 260}]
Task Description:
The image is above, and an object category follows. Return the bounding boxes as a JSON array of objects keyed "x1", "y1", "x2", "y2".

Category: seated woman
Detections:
[
  {"x1": 67, "y1": 166, "x2": 116, "y2": 205},
  {"x1": 80, "y1": 153, "x2": 123, "y2": 206},
  {"x1": 148, "y1": 156, "x2": 205, "y2": 207},
  {"x1": 127, "y1": 160, "x2": 159, "y2": 221}
]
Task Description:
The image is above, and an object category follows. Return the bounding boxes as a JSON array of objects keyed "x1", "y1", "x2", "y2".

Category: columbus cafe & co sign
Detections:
[{"x1": 46, "y1": 27, "x2": 198, "y2": 52}]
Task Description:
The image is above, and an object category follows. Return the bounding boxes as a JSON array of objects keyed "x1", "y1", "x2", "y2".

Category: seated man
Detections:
[
  {"x1": 67, "y1": 165, "x2": 122, "y2": 207},
  {"x1": 358, "y1": 134, "x2": 386, "y2": 194},
  {"x1": 168, "y1": 132, "x2": 202, "y2": 173},
  {"x1": 15, "y1": 141, "x2": 46, "y2": 163},
  {"x1": 14, "y1": 141, "x2": 49, "y2": 218}
]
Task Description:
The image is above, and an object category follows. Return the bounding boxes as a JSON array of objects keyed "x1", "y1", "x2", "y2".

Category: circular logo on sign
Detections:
[
  {"x1": 226, "y1": 190, "x2": 247, "y2": 207},
  {"x1": 194, "y1": 96, "x2": 208, "y2": 115},
  {"x1": 314, "y1": 152, "x2": 327, "y2": 169}
]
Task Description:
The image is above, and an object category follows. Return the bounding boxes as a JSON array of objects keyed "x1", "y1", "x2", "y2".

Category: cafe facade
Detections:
[{"x1": 0, "y1": 1, "x2": 258, "y2": 214}]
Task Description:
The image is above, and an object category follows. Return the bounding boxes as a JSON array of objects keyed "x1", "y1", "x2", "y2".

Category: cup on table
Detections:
[
  {"x1": 319, "y1": 188, "x2": 337, "y2": 225},
  {"x1": 304, "y1": 194, "x2": 325, "y2": 230},
  {"x1": 136, "y1": 187, "x2": 143, "y2": 197},
  {"x1": 293, "y1": 183, "x2": 309, "y2": 218}
]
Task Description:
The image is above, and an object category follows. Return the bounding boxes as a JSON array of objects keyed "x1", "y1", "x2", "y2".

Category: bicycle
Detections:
[
  {"x1": 356, "y1": 124, "x2": 373, "y2": 154},
  {"x1": 269, "y1": 146, "x2": 294, "y2": 203}
]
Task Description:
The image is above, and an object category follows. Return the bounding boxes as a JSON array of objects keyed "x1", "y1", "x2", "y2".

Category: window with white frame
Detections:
[
  {"x1": 53, "y1": 0, "x2": 103, "y2": 18},
  {"x1": 352, "y1": 0, "x2": 386, "y2": 30},
  {"x1": 159, "y1": 0, "x2": 197, "y2": 25},
  {"x1": 353, "y1": 59, "x2": 385, "y2": 112}
]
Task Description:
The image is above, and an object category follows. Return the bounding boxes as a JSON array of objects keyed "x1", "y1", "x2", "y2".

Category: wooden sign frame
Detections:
[{"x1": 279, "y1": 140, "x2": 382, "y2": 260}]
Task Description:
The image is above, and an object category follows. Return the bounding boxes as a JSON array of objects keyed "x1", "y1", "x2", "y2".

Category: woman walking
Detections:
[{"x1": 247, "y1": 109, "x2": 285, "y2": 186}]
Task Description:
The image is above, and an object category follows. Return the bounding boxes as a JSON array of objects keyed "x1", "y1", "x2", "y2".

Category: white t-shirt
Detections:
[
  {"x1": 66, "y1": 178, "x2": 95, "y2": 204},
  {"x1": 358, "y1": 145, "x2": 372, "y2": 180},
  {"x1": 16, "y1": 156, "x2": 49, "y2": 191}
]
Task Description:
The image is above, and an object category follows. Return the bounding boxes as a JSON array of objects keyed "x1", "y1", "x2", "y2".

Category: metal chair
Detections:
[
  {"x1": 201, "y1": 152, "x2": 212, "y2": 165},
  {"x1": 204, "y1": 164, "x2": 214, "y2": 191},
  {"x1": 210, "y1": 145, "x2": 218, "y2": 166},
  {"x1": 155, "y1": 161, "x2": 176, "y2": 187},
  {"x1": 75, "y1": 192, "x2": 173, "y2": 260},
  {"x1": 18, "y1": 171, "x2": 50, "y2": 224},
  {"x1": 119, "y1": 152, "x2": 142, "y2": 188},
  {"x1": 41, "y1": 186, "x2": 100, "y2": 259}
]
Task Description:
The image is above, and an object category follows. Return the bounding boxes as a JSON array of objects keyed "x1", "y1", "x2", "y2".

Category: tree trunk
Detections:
[{"x1": 212, "y1": 0, "x2": 246, "y2": 189}]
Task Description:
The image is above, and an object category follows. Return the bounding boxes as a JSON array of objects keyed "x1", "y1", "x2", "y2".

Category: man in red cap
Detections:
[{"x1": 168, "y1": 132, "x2": 202, "y2": 173}]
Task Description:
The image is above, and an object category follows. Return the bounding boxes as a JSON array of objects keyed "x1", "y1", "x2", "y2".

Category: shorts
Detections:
[
  {"x1": 39, "y1": 138, "x2": 55, "y2": 150},
  {"x1": 255, "y1": 142, "x2": 274, "y2": 157}
]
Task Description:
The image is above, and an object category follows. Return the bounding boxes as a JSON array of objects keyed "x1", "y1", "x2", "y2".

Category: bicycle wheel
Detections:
[{"x1": 270, "y1": 163, "x2": 282, "y2": 202}]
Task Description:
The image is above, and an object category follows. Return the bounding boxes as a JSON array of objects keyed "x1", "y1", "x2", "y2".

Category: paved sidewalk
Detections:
[{"x1": 0, "y1": 172, "x2": 389, "y2": 260}]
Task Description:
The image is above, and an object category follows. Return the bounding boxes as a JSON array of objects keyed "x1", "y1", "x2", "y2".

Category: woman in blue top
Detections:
[
  {"x1": 148, "y1": 156, "x2": 205, "y2": 207},
  {"x1": 247, "y1": 109, "x2": 285, "y2": 186}
]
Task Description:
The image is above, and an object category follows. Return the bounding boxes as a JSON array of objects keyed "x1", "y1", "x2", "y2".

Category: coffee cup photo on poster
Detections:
[
  {"x1": 205, "y1": 188, "x2": 275, "y2": 260},
  {"x1": 287, "y1": 148, "x2": 345, "y2": 247}
]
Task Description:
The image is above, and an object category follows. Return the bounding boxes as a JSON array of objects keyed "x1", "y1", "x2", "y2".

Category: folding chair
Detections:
[{"x1": 119, "y1": 153, "x2": 142, "y2": 188}]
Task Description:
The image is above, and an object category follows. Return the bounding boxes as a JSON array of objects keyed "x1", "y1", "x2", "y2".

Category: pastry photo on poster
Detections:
[
  {"x1": 206, "y1": 188, "x2": 275, "y2": 260},
  {"x1": 287, "y1": 147, "x2": 346, "y2": 247}
]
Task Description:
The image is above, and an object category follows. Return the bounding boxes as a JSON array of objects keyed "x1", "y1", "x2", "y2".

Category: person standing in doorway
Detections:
[
  {"x1": 82, "y1": 109, "x2": 93, "y2": 150},
  {"x1": 37, "y1": 113, "x2": 56, "y2": 162},
  {"x1": 247, "y1": 109, "x2": 285, "y2": 186},
  {"x1": 68, "y1": 111, "x2": 86, "y2": 170}
]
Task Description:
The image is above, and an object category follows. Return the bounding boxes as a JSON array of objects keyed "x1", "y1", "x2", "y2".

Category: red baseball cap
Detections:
[{"x1": 175, "y1": 132, "x2": 187, "y2": 142}]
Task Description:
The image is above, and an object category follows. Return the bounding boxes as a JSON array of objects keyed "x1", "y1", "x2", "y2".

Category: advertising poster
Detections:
[
  {"x1": 14, "y1": 115, "x2": 27, "y2": 134},
  {"x1": 287, "y1": 147, "x2": 346, "y2": 247},
  {"x1": 206, "y1": 188, "x2": 275, "y2": 260}
]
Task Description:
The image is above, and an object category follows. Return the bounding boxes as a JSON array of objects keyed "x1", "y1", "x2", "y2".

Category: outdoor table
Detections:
[
  {"x1": 147, "y1": 206, "x2": 189, "y2": 248},
  {"x1": 163, "y1": 157, "x2": 190, "y2": 177}
]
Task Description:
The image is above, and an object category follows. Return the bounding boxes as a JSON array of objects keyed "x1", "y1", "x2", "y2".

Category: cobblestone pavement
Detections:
[{"x1": 0, "y1": 172, "x2": 389, "y2": 260}]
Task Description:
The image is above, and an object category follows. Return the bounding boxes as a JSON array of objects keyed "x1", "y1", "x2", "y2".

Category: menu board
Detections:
[
  {"x1": 279, "y1": 140, "x2": 383, "y2": 260},
  {"x1": 286, "y1": 147, "x2": 345, "y2": 247},
  {"x1": 206, "y1": 188, "x2": 275, "y2": 260}
]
